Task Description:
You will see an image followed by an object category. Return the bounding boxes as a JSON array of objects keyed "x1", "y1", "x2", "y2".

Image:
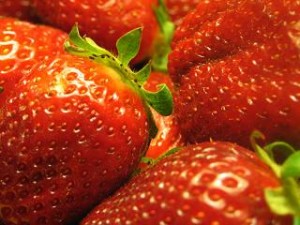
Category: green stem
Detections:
[
  {"x1": 294, "y1": 217, "x2": 300, "y2": 225},
  {"x1": 152, "y1": 0, "x2": 175, "y2": 72},
  {"x1": 250, "y1": 131, "x2": 281, "y2": 177}
]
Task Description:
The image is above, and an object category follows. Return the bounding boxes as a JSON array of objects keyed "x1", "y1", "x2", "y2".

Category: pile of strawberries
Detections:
[{"x1": 0, "y1": 0, "x2": 299, "y2": 225}]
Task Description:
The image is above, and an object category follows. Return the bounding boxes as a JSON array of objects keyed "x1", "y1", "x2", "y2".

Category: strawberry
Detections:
[
  {"x1": 0, "y1": 0, "x2": 37, "y2": 21},
  {"x1": 0, "y1": 26, "x2": 173, "y2": 225},
  {"x1": 144, "y1": 71, "x2": 185, "y2": 158},
  {"x1": 0, "y1": 17, "x2": 67, "y2": 106},
  {"x1": 165, "y1": 0, "x2": 199, "y2": 25},
  {"x1": 168, "y1": 0, "x2": 300, "y2": 148},
  {"x1": 80, "y1": 141, "x2": 291, "y2": 225},
  {"x1": 32, "y1": 0, "x2": 166, "y2": 65}
]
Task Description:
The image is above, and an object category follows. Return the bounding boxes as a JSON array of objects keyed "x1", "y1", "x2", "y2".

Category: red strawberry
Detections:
[
  {"x1": 80, "y1": 141, "x2": 291, "y2": 225},
  {"x1": 0, "y1": 17, "x2": 67, "y2": 106},
  {"x1": 168, "y1": 0, "x2": 300, "y2": 148},
  {"x1": 32, "y1": 0, "x2": 164, "y2": 65},
  {"x1": 0, "y1": 26, "x2": 173, "y2": 225},
  {"x1": 165, "y1": 0, "x2": 200, "y2": 25},
  {"x1": 144, "y1": 71, "x2": 185, "y2": 158},
  {"x1": 0, "y1": 0, "x2": 37, "y2": 21}
]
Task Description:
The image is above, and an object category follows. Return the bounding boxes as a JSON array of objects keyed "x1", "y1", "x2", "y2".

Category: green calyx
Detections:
[
  {"x1": 152, "y1": 0, "x2": 175, "y2": 72},
  {"x1": 250, "y1": 131, "x2": 300, "y2": 224},
  {"x1": 141, "y1": 146, "x2": 182, "y2": 166},
  {"x1": 64, "y1": 25, "x2": 173, "y2": 138}
]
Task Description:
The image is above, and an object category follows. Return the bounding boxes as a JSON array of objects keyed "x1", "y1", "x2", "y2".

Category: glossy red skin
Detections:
[
  {"x1": 80, "y1": 142, "x2": 290, "y2": 225},
  {"x1": 144, "y1": 71, "x2": 185, "y2": 158},
  {"x1": 0, "y1": 17, "x2": 67, "y2": 107},
  {"x1": 168, "y1": 0, "x2": 300, "y2": 148},
  {"x1": 32, "y1": 0, "x2": 160, "y2": 65},
  {"x1": 0, "y1": 0, "x2": 37, "y2": 21},
  {"x1": 0, "y1": 54, "x2": 150, "y2": 225},
  {"x1": 165, "y1": 0, "x2": 200, "y2": 26}
]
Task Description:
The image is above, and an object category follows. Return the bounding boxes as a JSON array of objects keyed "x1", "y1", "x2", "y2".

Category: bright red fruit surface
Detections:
[
  {"x1": 169, "y1": 0, "x2": 300, "y2": 148},
  {"x1": 80, "y1": 142, "x2": 290, "y2": 225},
  {"x1": 0, "y1": 17, "x2": 67, "y2": 106},
  {"x1": 32, "y1": 0, "x2": 161, "y2": 64},
  {"x1": 0, "y1": 54, "x2": 150, "y2": 225}
]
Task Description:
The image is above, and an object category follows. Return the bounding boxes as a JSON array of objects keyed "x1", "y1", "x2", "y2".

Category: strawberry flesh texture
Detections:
[
  {"x1": 169, "y1": 0, "x2": 300, "y2": 148},
  {"x1": 165, "y1": 0, "x2": 200, "y2": 26},
  {"x1": 0, "y1": 54, "x2": 150, "y2": 225},
  {"x1": 144, "y1": 71, "x2": 185, "y2": 158},
  {"x1": 0, "y1": 17, "x2": 67, "y2": 107},
  {"x1": 32, "y1": 0, "x2": 160, "y2": 65},
  {"x1": 0, "y1": 0, "x2": 37, "y2": 22},
  {"x1": 81, "y1": 142, "x2": 290, "y2": 225}
]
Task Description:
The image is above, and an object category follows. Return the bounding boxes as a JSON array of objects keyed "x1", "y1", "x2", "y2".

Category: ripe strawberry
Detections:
[
  {"x1": 32, "y1": 0, "x2": 164, "y2": 65},
  {"x1": 0, "y1": 0, "x2": 37, "y2": 21},
  {"x1": 168, "y1": 0, "x2": 300, "y2": 148},
  {"x1": 80, "y1": 141, "x2": 291, "y2": 225},
  {"x1": 0, "y1": 26, "x2": 173, "y2": 225},
  {"x1": 0, "y1": 17, "x2": 67, "y2": 106},
  {"x1": 165, "y1": 0, "x2": 199, "y2": 25},
  {"x1": 144, "y1": 71, "x2": 185, "y2": 158}
]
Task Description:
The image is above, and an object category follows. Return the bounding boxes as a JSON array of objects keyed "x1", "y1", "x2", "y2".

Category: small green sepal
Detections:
[
  {"x1": 142, "y1": 84, "x2": 173, "y2": 116},
  {"x1": 281, "y1": 152, "x2": 300, "y2": 179},
  {"x1": 135, "y1": 62, "x2": 151, "y2": 85},
  {"x1": 250, "y1": 130, "x2": 300, "y2": 223},
  {"x1": 265, "y1": 183, "x2": 300, "y2": 216},
  {"x1": 116, "y1": 28, "x2": 142, "y2": 66}
]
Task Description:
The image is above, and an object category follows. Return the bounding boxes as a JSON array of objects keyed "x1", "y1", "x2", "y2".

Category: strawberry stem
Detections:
[{"x1": 152, "y1": 0, "x2": 175, "y2": 72}]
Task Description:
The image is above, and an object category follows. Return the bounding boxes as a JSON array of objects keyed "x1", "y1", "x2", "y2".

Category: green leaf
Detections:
[
  {"x1": 142, "y1": 84, "x2": 173, "y2": 116},
  {"x1": 154, "y1": 0, "x2": 175, "y2": 44},
  {"x1": 265, "y1": 177, "x2": 300, "y2": 217},
  {"x1": 116, "y1": 28, "x2": 142, "y2": 66},
  {"x1": 294, "y1": 217, "x2": 300, "y2": 225},
  {"x1": 67, "y1": 25, "x2": 99, "y2": 53},
  {"x1": 250, "y1": 130, "x2": 281, "y2": 177},
  {"x1": 265, "y1": 187, "x2": 296, "y2": 215},
  {"x1": 135, "y1": 62, "x2": 151, "y2": 85},
  {"x1": 140, "y1": 156, "x2": 155, "y2": 165},
  {"x1": 65, "y1": 24, "x2": 111, "y2": 57},
  {"x1": 281, "y1": 152, "x2": 300, "y2": 179},
  {"x1": 155, "y1": 147, "x2": 182, "y2": 162},
  {"x1": 151, "y1": 0, "x2": 175, "y2": 72}
]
